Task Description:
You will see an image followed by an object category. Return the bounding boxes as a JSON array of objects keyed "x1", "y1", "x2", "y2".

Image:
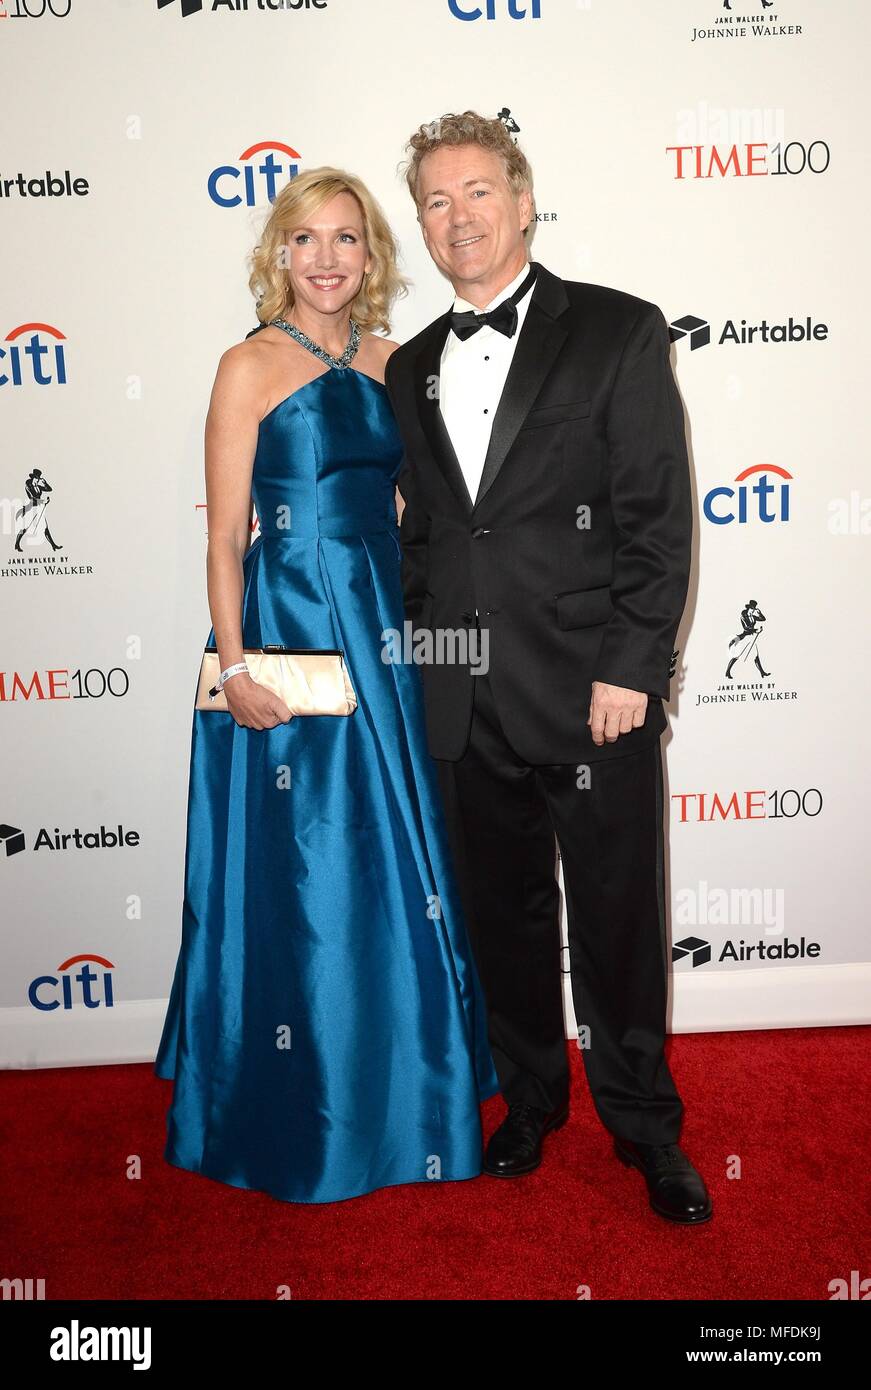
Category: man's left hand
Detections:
[{"x1": 587, "y1": 681, "x2": 648, "y2": 746}]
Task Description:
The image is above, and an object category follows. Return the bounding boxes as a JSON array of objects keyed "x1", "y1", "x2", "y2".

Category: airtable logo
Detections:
[
  {"x1": 158, "y1": 0, "x2": 203, "y2": 14},
  {"x1": 157, "y1": 0, "x2": 329, "y2": 16},
  {"x1": 673, "y1": 933, "x2": 822, "y2": 969},
  {"x1": 669, "y1": 313, "x2": 827, "y2": 350},
  {"x1": 1, "y1": 823, "x2": 25, "y2": 856},
  {"x1": 208, "y1": 141, "x2": 301, "y2": 207},
  {"x1": 670, "y1": 315, "x2": 710, "y2": 350},
  {"x1": 672, "y1": 936, "x2": 711, "y2": 968},
  {"x1": 0, "y1": 323, "x2": 67, "y2": 391}
]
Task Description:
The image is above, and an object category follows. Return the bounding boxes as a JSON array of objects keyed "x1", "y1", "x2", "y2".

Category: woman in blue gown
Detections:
[{"x1": 154, "y1": 167, "x2": 498, "y2": 1203}]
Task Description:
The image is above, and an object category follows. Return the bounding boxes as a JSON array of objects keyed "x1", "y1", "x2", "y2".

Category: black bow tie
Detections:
[{"x1": 449, "y1": 263, "x2": 537, "y2": 341}]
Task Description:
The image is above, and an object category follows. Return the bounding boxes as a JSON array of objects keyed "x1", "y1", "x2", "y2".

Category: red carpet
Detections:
[{"x1": 2, "y1": 1026, "x2": 868, "y2": 1301}]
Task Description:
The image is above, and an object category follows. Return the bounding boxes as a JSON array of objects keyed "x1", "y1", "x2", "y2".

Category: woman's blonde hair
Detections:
[{"x1": 247, "y1": 166, "x2": 408, "y2": 333}]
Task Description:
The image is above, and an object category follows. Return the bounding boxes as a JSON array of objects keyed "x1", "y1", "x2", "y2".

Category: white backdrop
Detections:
[{"x1": 2, "y1": 0, "x2": 869, "y2": 1069}]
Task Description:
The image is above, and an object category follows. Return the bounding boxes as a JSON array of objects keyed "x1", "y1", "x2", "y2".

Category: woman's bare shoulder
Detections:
[
  {"x1": 215, "y1": 331, "x2": 269, "y2": 373},
  {"x1": 205, "y1": 334, "x2": 280, "y2": 424},
  {"x1": 372, "y1": 334, "x2": 401, "y2": 360},
  {"x1": 360, "y1": 333, "x2": 401, "y2": 382},
  {"x1": 211, "y1": 337, "x2": 263, "y2": 391},
  {"x1": 212, "y1": 328, "x2": 317, "y2": 418}
]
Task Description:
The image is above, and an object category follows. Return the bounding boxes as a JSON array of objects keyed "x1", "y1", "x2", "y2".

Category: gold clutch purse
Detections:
[{"x1": 195, "y1": 645, "x2": 358, "y2": 716}]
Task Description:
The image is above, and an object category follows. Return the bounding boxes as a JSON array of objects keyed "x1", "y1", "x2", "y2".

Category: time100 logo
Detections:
[{"x1": 0, "y1": 1, "x2": 72, "y2": 17}]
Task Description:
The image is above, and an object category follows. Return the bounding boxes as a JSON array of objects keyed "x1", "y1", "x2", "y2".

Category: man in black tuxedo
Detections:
[{"x1": 384, "y1": 112, "x2": 711, "y2": 1224}]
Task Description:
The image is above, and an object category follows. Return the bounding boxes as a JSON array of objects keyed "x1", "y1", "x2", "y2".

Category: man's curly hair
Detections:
[{"x1": 398, "y1": 110, "x2": 536, "y2": 240}]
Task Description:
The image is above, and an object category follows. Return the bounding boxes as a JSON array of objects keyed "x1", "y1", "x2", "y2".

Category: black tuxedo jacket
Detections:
[{"x1": 383, "y1": 260, "x2": 693, "y2": 764}]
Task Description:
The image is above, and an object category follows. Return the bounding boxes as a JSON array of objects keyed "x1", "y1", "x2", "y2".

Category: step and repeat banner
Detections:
[{"x1": 2, "y1": 0, "x2": 868, "y2": 1067}]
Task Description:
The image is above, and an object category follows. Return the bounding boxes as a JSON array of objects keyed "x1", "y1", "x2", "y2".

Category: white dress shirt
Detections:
[{"x1": 439, "y1": 261, "x2": 536, "y2": 506}]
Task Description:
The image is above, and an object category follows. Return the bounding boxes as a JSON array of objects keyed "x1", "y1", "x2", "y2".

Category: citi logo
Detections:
[
  {"x1": 29, "y1": 955, "x2": 116, "y2": 1011},
  {"x1": 0, "y1": 323, "x2": 67, "y2": 392},
  {"x1": 449, "y1": 0, "x2": 541, "y2": 19},
  {"x1": 209, "y1": 140, "x2": 301, "y2": 208},
  {"x1": 670, "y1": 313, "x2": 828, "y2": 349},
  {"x1": 703, "y1": 465, "x2": 792, "y2": 525}
]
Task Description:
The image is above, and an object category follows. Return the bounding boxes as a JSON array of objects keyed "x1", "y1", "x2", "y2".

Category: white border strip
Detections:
[{"x1": 1, "y1": 965, "x2": 869, "y2": 1069}]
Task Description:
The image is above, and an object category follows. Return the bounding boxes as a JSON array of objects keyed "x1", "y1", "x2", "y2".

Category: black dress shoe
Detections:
[
  {"x1": 614, "y1": 1138, "x2": 713, "y2": 1224},
  {"x1": 483, "y1": 1100, "x2": 569, "y2": 1177}
]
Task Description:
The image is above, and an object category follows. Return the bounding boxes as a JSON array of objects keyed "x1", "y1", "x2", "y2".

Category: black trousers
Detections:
[{"x1": 435, "y1": 668, "x2": 684, "y2": 1145}]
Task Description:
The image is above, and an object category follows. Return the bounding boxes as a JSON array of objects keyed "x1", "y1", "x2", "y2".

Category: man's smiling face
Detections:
[{"x1": 416, "y1": 143, "x2": 532, "y2": 300}]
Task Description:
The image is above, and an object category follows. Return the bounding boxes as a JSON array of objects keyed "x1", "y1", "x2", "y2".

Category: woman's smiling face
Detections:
[{"x1": 284, "y1": 190, "x2": 372, "y2": 317}]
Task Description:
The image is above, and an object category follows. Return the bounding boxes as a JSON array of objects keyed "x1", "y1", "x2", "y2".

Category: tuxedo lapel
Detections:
[
  {"x1": 413, "y1": 315, "x2": 475, "y2": 514},
  {"x1": 473, "y1": 265, "x2": 569, "y2": 509},
  {"x1": 410, "y1": 261, "x2": 570, "y2": 515}
]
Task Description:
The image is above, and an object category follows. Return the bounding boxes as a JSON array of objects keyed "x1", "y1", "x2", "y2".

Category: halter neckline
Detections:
[{"x1": 266, "y1": 316, "x2": 361, "y2": 370}]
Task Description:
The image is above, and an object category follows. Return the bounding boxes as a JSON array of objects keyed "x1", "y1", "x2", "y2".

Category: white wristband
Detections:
[{"x1": 218, "y1": 662, "x2": 249, "y2": 690}]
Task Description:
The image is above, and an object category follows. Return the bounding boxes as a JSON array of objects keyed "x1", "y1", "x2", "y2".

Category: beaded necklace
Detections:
[{"x1": 266, "y1": 316, "x2": 361, "y2": 369}]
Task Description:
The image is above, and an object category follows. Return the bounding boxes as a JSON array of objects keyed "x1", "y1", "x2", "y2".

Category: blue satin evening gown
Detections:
[{"x1": 154, "y1": 349, "x2": 499, "y2": 1204}]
